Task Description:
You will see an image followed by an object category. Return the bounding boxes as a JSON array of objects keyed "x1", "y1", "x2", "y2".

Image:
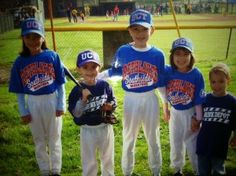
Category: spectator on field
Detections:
[
  {"x1": 113, "y1": 5, "x2": 119, "y2": 21},
  {"x1": 79, "y1": 10, "x2": 85, "y2": 22},
  {"x1": 66, "y1": 7, "x2": 72, "y2": 23},
  {"x1": 72, "y1": 8, "x2": 78, "y2": 23}
]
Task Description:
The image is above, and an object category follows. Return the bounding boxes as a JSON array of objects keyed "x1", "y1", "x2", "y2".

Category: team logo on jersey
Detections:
[
  {"x1": 20, "y1": 62, "x2": 55, "y2": 91},
  {"x1": 123, "y1": 60, "x2": 157, "y2": 89},
  {"x1": 167, "y1": 79, "x2": 195, "y2": 105},
  {"x1": 84, "y1": 94, "x2": 107, "y2": 112},
  {"x1": 203, "y1": 107, "x2": 231, "y2": 124}
]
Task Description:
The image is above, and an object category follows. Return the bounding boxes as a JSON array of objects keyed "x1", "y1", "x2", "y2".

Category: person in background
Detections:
[
  {"x1": 79, "y1": 10, "x2": 85, "y2": 22},
  {"x1": 9, "y1": 18, "x2": 66, "y2": 176},
  {"x1": 66, "y1": 6, "x2": 72, "y2": 23},
  {"x1": 197, "y1": 63, "x2": 236, "y2": 176},
  {"x1": 84, "y1": 5, "x2": 90, "y2": 18},
  {"x1": 113, "y1": 5, "x2": 119, "y2": 21},
  {"x1": 163, "y1": 37, "x2": 205, "y2": 176},
  {"x1": 71, "y1": 8, "x2": 78, "y2": 23},
  {"x1": 106, "y1": 10, "x2": 109, "y2": 18}
]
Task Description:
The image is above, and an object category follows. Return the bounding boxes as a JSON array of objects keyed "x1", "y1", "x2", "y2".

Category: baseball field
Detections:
[{"x1": 0, "y1": 14, "x2": 236, "y2": 175}]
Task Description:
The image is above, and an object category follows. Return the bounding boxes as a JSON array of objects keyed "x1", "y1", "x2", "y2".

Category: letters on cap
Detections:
[
  {"x1": 77, "y1": 50, "x2": 100, "y2": 67},
  {"x1": 129, "y1": 9, "x2": 153, "y2": 28},
  {"x1": 171, "y1": 37, "x2": 193, "y2": 53}
]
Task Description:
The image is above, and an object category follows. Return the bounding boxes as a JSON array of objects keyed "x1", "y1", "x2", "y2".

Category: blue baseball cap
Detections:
[
  {"x1": 77, "y1": 50, "x2": 100, "y2": 67},
  {"x1": 21, "y1": 18, "x2": 45, "y2": 38},
  {"x1": 129, "y1": 9, "x2": 153, "y2": 28},
  {"x1": 171, "y1": 37, "x2": 193, "y2": 53}
]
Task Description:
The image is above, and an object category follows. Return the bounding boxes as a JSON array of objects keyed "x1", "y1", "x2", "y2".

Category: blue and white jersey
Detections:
[
  {"x1": 108, "y1": 44, "x2": 165, "y2": 93},
  {"x1": 9, "y1": 49, "x2": 66, "y2": 95},
  {"x1": 68, "y1": 80, "x2": 117, "y2": 126},
  {"x1": 197, "y1": 93, "x2": 236, "y2": 159},
  {"x1": 165, "y1": 65, "x2": 205, "y2": 110}
]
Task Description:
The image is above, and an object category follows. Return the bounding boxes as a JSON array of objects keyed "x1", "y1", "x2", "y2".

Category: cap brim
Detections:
[
  {"x1": 171, "y1": 46, "x2": 192, "y2": 53},
  {"x1": 78, "y1": 60, "x2": 100, "y2": 67},
  {"x1": 22, "y1": 30, "x2": 45, "y2": 38},
  {"x1": 129, "y1": 22, "x2": 152, "y2": 28}
]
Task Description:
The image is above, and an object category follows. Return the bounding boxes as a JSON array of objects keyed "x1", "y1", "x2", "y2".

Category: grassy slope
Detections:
[{"x1": 0, "y1": 14, "x2": 236, "y2": 175}]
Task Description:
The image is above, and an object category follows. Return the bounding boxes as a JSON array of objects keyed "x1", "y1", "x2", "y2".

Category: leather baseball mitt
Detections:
[{"x1": 101, "y1": 103, "x2": 119, "y2": 125}]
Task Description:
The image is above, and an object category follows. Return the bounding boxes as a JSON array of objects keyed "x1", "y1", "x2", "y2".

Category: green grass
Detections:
[{"x1": 0, "y1": 14, "x2": 236, "y2": 175}]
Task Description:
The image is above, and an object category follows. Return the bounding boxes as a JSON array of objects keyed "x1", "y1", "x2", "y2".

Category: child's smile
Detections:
[{"x1": 78, "y1": 62, "x2": 100, "y2": 85}]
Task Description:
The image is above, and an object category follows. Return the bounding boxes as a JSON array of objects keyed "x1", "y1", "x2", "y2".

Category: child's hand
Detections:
[
  {"x1": 56, "y1": 110, "x2": 64, "y2": 117},
  {"x1": 191, "y1": 117, "x2": 201, "y2": 132},
  {"x1": 82, "y1": 89, "x2": 92, "y2": 102},
  {"x1": 230, "y1": 136, "x2": 236, "y2": 148},
  {"x1": 163, "y1": 108, "x2": 170, "y2": 122},
  {"x1": 163, "y1": 104, "x2": 170, "y2": 122},
  {"x1": 102, "y1": 103, "x2": 113, "y2": 111},
  {"x1": 21, "y1": 114, "x2": 32, "y2": 125}
]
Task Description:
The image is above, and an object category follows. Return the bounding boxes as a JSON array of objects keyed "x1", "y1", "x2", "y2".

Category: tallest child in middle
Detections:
[{"x1": 98, "y1": 9, "x2": 166, "y2": 176}]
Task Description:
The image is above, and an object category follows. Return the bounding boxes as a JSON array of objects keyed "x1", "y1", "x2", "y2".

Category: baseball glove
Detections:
[
  {"x1": 101, "y1": 103, "x2": 119, "y2": 125},
  {"x1": 103, "y1": 112, "x2": 119, "y2": 124}
]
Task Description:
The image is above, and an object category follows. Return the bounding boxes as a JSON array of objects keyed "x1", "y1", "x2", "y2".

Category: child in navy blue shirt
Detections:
[
  {"x1": 197, "y1": 63, "x2": 236, "y2": 176},
  {"x1": 68, "y1": 50, "x2": 117, "y2": 176}
]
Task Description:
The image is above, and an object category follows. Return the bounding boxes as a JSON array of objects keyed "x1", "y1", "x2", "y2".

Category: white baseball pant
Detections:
[
  {"x1": 122, "y1": 90, "x2": 162, "y2": 176},
  {"x1": 80, "y1": 124, "x2": 114, "y2": 176},
  {"x1": 28, "y1": 92, "x2": 62, "y2": 176},
  {"x1": 169, "y1": 107, "x2": 199, "y2": 174}
]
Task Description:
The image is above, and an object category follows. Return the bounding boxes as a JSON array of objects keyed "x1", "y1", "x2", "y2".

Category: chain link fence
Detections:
[
  {"x1": 45, "y1": 31, "x2": 103, "y2": 69},
  {"x1": 0, "y1": 22, "x2": 236, "y2": 84},
  {"x1": 44, "y1": 27, "x2": 236, "y2": 70}
]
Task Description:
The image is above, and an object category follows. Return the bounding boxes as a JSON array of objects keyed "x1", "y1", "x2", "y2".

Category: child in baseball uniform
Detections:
[
  {"x1": 163, "y1": 37, "x2": 205, "y2": 176},
  {"x1": 196, "y1": 63, "x2": 236, "y2": 176},
  {"x1": 68, "y1": 50, "x2": 117, "y2": 176},
  {"x1": 9, "y1": 18, "x2": 66, "y2": 176},
  {"x1": 98, "y1": 9, "x2": 166, "y2": 176}
]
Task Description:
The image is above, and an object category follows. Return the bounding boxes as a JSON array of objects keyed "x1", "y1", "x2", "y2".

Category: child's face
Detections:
[
  {"x1": 210, "y1": 71, "x2": 229, "y2": 97},
  {"x1": 128, "y1": 25, "x2": 154, "y2": 48},
  {"x1": 173, "y1": 48, "x2": 191, "y2": 72},
  {"x1": 22, "y1": 33, "x2": 44, "y2": 55},
  {"x1": 77, "y1": 62, "x2": 100, "y2": 85}
]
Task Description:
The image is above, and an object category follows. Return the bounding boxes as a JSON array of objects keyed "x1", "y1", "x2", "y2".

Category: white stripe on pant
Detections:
[
  {"x1": 169, "y1": 107, "x2": 199, "y2": 174},
  {"x1": 122, "y1": 90, "x2": 162, "y2": 175},
  {"x1": 28, "y1": 92, "x2": 62, "y2": 175}
]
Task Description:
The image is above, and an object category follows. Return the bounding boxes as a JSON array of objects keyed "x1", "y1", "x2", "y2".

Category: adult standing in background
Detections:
[
  {"x1": 71, "y1": 8, "x2": 78, "y2": 23},
  {"x1": 84, "y1": 5, "x2": 90, "y2": 18},
  {"x1": 113, "y1": 5, "x2": 119, "y2": 21},
  {"x1": 66, "y1": 6, "x2": 72, "y2": 23}
]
